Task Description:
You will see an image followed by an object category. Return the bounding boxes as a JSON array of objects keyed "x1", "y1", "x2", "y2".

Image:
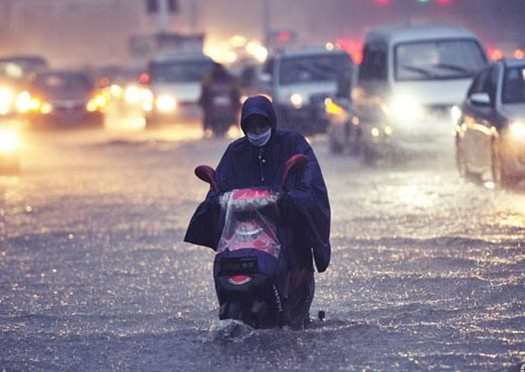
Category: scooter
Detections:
[
  {"x1": 206, "y1": 85, "x2": 238, "y2": 138},
  {"x1": 195, "y1": 154, "x2": 307, "y2": 328}
]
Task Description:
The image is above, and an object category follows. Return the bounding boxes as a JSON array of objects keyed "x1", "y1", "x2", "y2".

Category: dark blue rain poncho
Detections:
[{"x1": 184, "y1": 95, "x2": 331, "y2": 273}]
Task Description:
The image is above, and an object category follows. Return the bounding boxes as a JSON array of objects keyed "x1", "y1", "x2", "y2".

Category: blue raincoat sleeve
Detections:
[{"x1": 280, "y1": 134, "x2": 331, "y2": 273}]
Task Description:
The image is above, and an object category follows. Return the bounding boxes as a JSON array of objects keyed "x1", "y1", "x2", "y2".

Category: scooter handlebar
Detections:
[
  {"x1": 195, "y1": 165, "x2": 218, "y2": 191},
  {"x1": 282, "y1": 154, "x2": 307, "y2": 187},
  {"x1": 195, "y1": 153, "x2": 306, "y2": 192}
]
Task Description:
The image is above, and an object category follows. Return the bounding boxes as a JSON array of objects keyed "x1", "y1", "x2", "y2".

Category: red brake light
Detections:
[{"x1": 139, "y1": 72, "x2": 150, "y2": 85}]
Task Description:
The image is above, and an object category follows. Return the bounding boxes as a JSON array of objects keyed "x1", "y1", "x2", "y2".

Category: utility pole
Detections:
[
  {"x1": 157, "y1": 0, "x2": 170, "y2": 33},
  {"x1": 189, "y1": 0, "x2": 199, "y2": 33},
  {"x1": 262, "y1": 0, "x2": 271, "y2": 45}
]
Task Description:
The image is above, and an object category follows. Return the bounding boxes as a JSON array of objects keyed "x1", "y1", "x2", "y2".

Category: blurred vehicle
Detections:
[
  {"x1": 28, "y1": 71, "x2": 105, "y2": 128},
  {"x1": 263, "y1": 48, "x2": 353, "y2": 135},
  {"x1": 354, "y1": 25, "x2": 488, "y2": 163},
  {"x1": 456, "y1": 59, "x2": 525, "y2": 187},
  {"x1": 200, "y1": 63, "x2": 241, "y2": 137},
  {"x1": 325, "y1": 97, "x2": 360, "y2": 154},
  {"x1": 129, "y1": 32, "x2": 205, "y2": 70},
  {"x1": 0, "y1": 55, "x2": 48, "y2": 82},
  {"x1": 144, "y1": 53, "x2": 214, "y2": 126}
]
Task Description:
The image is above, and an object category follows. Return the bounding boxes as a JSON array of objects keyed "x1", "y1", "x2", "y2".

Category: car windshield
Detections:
[
  {"x1": 502, "y1": 67, "x2": 525, "y2": 104},
  {"x1": 395, "y1": 39, "x2": 486, "y2": 81},
  {"x1": 279, "y1": 54, "x2": 351, "y2": 86},
  {"x1": 34, "y1": 73, "x2": 93, "y2": 94},
  {"x1": 150, "y1": 59, "x2": 213, "y2": 83}
]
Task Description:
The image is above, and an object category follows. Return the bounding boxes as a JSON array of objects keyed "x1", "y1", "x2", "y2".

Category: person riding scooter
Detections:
[
  {"x1": 185, "y1": 95, "x2": 331, "y2": 329},
  {"x1": 199, "y1": 63, "x2": 241, "y2": 137}
]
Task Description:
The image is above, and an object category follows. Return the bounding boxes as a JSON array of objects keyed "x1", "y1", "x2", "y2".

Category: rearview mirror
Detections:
[{"x1": 469, "y1": 92, "x2": 491, "y2": 107}]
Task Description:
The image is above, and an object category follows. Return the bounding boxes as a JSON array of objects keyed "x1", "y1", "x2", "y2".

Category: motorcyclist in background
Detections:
[
  {"x1": 185, "y1": 95, "x2": 331, "y2": 329},
  {"x1": 199, "y1": 62, "x2": 241, "y2": 137}
]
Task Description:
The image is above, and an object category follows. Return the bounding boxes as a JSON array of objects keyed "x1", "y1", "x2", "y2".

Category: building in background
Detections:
[{"x1": 0, "y1": 0, "x2": 523, "y2": 68}]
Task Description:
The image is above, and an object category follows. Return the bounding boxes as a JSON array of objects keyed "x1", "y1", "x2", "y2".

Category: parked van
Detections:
[{"x1": 354, "y1": 25, "x2": 488, "y2": 162}]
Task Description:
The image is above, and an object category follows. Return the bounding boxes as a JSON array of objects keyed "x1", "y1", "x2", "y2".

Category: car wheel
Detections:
[
  {"x1": 362, "y1": 144, "x2": 378, "y2": 166},
  {"x1": 349, "y1": 126, "x2": 362, "y2": 157},
  {"x1": 455, "y1": 138, "x2": 470, "y2": 179},
  {"x1": 329, "y1": 136, "x2": 343, "y2": 154},
  {"x1": 491, "y1": 139, "x2": 509, "y2": 188}
]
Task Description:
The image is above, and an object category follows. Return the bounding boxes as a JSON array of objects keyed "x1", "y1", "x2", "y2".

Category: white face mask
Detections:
[{"x1": 247, "y1": 128, "x2": 272, "y2": 147}]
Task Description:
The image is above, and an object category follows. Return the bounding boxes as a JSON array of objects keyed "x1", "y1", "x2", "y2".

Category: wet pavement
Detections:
[{"x1": 0, "y1": 125, "x2": 524, "y2": 371}]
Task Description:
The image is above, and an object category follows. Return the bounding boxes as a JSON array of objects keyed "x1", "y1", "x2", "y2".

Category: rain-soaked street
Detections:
[{"x1": 1, "y1": 125, "x2": 524, "y2": 371}]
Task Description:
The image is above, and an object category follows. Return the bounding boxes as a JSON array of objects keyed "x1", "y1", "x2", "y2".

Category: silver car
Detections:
[{"x1": 456, "y1": 59, "x2": 525, "y2": 187}]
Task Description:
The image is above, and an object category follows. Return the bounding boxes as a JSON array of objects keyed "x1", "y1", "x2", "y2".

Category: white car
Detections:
[
  {"x1": 263, "y1": 47, "x2": 353, "y2": 135},
  {"x1": 145, "y1": 54, "x2": 214, "y2": 126},
  {"x1": 353, "y1": 25, "x2": 488, "y2": 163},
  {"x1": 456, "y1": 59, "x2": 525, "y2": 187}
]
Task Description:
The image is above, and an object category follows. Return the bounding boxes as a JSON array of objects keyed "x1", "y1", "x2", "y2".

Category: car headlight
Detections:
[
  {"x1": 509, "y1": 121, "x2": 525, "y2": 140},
  {"x1": 290, "y1": 93, "x2": 304, "y2": 109},
  {"x1": 324, "y1": 98, "x2": 344, "y2": 115},
  {"x1": 156, "y1": 94, "x2": 177, "y2": 113},
  {"x1": 40, "y1": 102, "x2": 53, "y2": 114},
  {"x1": 0, "y1": 127, "x2": 21, "y2": 153},
  {"x1": 450, "y1": 105, "x2": 462, "y2": 123},
  {"x1": 140, "y1": 88, "x2": 154, "y2": 103},
  {"x1": 124, "y1": 85, "x2": 142, "y2": 105},
  {"x1": 0, "y1": 87, "x2": 14, "y2": 115},
  {"x1": 86, "y1": 94, "x2": 107, "y2": 112},
  {"x1": 15, "y1": 91, "x2": 41, "y2": 113},
  {"x1": 110, "y1": 84, "x2": 123, "y2": 98},
  {"x1": 389, "y1": 95, "x2": 425, "y2": 122}
]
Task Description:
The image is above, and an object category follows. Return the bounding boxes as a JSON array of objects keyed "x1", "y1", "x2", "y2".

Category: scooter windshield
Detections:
[{"x1": 218, "y1": 188, "x2": 281, "y2": 258}]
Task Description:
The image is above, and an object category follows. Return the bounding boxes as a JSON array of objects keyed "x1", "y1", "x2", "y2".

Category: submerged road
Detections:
[{"x1": 0, "y1": 124, "x2": 524, "y2": 371}]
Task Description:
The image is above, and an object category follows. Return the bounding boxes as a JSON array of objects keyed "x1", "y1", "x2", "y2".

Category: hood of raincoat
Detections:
[{"x1": 240, "y1": 95, "x2": 277, "y2": 134}]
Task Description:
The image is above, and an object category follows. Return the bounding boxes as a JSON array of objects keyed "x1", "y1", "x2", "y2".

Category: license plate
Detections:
[
  {"x1": 213, "y1": 96, "x2": 231, "y2": 106},
  {"x1": 219, "y1": 257, "x2": 258, "y2": 275}
]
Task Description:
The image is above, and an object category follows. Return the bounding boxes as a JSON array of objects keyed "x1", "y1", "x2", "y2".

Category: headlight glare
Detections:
[
  {"x1": 510, "y1": 121, "x2": 525, "y2": 139},
  {"x1": 40, "y1": 102, "x2": 53, "y2": 114},
  {"x1": 15, "y1": 91, "x2": 41, "y2": 113},
  {"x1": 156, "y1": 94, "x2": 177, "y2": 113},
  {"x1": 0, "y1": 87, "x2": 14, "y2": 114},
  {"x1": 450, "y1": 105, "x2": 462, "y2": 123},
  {"x1": 290, "y1": 93, "x2": 304, "y2": 109},
  {"x1": 390, "y1": 95, "x2": 425, "y2": 122},
  {"x1": 0, "y1": 128, "x2": 21, "y2": 153},
  {"x1": 124, "y1": 85, "x2": 142, "y2": 105}
]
